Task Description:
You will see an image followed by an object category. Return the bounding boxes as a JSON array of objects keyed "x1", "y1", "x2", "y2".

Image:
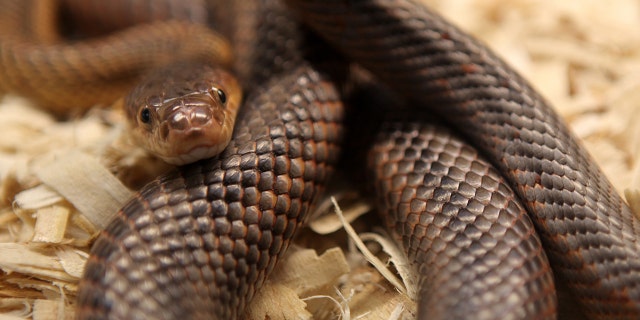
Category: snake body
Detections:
[
  {"x1": 285, "y1": 0, "x2": 640, "y2": 318},
  {"x1": 344, "y1": 83, "x2": 557, "y2": 319},
  {"x1": 77, "y1": 1, "x2": 348, "y2": 318},
  {"x1": 76, "y1": 63, "x2": 344, "y2": 319},
  {"x1": 1, "y1": 0, "x2": 639, "y2": 319}
]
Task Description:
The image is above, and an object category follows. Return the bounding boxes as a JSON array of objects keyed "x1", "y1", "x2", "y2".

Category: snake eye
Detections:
[
  {"x1": 140, "y1": 107, "x2": 151, "y2": 124},
  {"x1": 216, "y1": 88, "x2": 227, "y2": 104}
]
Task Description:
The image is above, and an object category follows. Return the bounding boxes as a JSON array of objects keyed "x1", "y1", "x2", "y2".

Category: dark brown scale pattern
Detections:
[
  {"x1": 76, "y1": 65, "x2": 344, "y2": 319},
  {"x1": 286, "y1": 0, "x2": 640, "y2": 318},
  {"x1": 369, "y1": 120, "x2": 556, "y2": 319}
]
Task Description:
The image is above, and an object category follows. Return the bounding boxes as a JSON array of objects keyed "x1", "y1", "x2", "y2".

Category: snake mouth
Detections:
[
  {"x1": 160, "y1": 145, "x2": 223, "y2": 165},
  {"x1": 158, "y1": 118, "x2": 230, "y2": 165}
]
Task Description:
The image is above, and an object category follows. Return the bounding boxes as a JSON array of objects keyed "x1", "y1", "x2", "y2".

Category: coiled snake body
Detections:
[{"x1": 1, "y1": 0, "x2": 639, "y2": 319}]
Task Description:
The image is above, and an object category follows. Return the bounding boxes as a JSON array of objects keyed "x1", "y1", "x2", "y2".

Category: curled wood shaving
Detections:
[
  {"x1": 329, "y1": 197, "x2": 416, "y2": 319},
  {"x1": 0, "y1": 299, "x2": 32, "y2": 319},
  {"x1": 330, "y1": 198, "x2": 407, "y2": 297},
  {"x1": 310, "y1": 193, "x2": 372, "y2": 235}
]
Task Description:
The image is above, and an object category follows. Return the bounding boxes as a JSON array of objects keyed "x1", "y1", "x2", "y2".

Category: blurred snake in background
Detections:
[{"x1": 1, "y1": 0, "x2": 639, "y2": 319}]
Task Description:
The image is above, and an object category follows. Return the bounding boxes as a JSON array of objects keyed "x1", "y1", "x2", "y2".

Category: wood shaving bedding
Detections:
[{"x1": 1, "y1": 0, "x2": 639, "y2": 319}]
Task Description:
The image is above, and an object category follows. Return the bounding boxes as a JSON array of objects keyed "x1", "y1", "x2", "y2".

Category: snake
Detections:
[
  {"x1": 0, "y1": 0, "x2": 243, "y2": 165},
  {"x1": 284, "y1": 0, "x2": 640, "y2": 318},
  {"x1": 1, "y1": 0, "x2": 639, "y2": 319}
]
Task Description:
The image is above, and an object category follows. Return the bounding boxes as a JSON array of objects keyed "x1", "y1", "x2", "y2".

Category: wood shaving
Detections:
[
  {"x1": 329, "y1": 198, "x2": 407, "y2": 298},
  {"x1": 35, "y1": 151, "x2": 132, "y2": 230},
  {"x1": 248, "y1": 247, "x2": 351, "y2": 319},
  {"x1": 1, "y1": 0, "x2": 639, "y2": 319},
  {"x1": 309, "y1": 192, "x2": 372, "y2": 235},
  {"x1": 358, "y1": 233, "x2": 418, "y2": 300},
  {"x1": 32, "y1": 299, "x2": 73, "y2": 320},
  {"x1": 0, "y1": 243, "x2": 77, "y2": 282},
  {"x1": 32, "y1": 206, "x2": 70, "y2": 244}
]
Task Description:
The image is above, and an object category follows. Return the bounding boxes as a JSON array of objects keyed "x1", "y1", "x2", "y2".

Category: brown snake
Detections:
[
  {"x1": 1, "y1": 0, "x2": 639, "y2": 319},
  {"x1": 0, "y1": 0, "x2": 243, "y2": 164}
]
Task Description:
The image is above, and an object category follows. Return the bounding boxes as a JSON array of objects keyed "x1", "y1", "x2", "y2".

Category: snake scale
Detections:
[
  {"x1": 283, "y1": 1, "x2": 640, "y2": 318},
  {"x1": 0, "y1": 0, "x2": 639, "y2": 319}
]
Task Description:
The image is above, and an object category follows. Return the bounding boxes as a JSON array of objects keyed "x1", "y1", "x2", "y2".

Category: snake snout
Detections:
[{"x1": 159, "y1": 96, "x2": 222, "y2": 140}]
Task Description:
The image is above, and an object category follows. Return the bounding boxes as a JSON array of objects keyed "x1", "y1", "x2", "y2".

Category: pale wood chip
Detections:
[
  {"x1": 35, "y1": 151, "x2": 132, "y2": 230},
  {"x1": 246, "y1": 284, "x2": 312, "y2": 320},
  {"x1": 54, "y1": 247, "x2": 87, "y2": 279},
  {"x1": 360, "y1": 232, "x2": 418, "y2": 300},
  {"x1": 310, "y1": 197, "x2": 371, "y2": 235},
  {"x1": 69, "y1": 214, "x2": 99, "y2": 237},
  {"x1": 356, "y1": 295, "x2": 416, "y2": 320},
  {"x1": 249, "y1": 247, "x2": 351, "y2": 319},
  {"x1": 340, "y1": 268, "x2": 416, "y2": 320},
  {"x1": 14, "y1": 185, "x2": 64, "y2": 211},
  {"x1": 32, "y1": 206, "x2": 70, "y2": 244},
  {"x1": 331, "y1": 198, "x2": 407, "y2": 297},
  {"x1": 33, "y1": 299, "x2": 73, "y2": 320},
  {"x1": 0, "y1": 243, "x2": 77, "y2": 282},
  {"x1": 274, "y1": 247, "x2": 350, "y2": 295}
]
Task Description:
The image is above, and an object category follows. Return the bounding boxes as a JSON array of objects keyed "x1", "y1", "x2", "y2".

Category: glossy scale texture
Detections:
[{"x1": 286, "y1": 0, "x2": 640, "y2": 318}]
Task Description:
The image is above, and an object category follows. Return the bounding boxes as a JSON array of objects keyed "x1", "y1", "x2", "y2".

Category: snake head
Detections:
[{"x1": 124, "y1": 61, "x2": 242, "y2": 165}]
